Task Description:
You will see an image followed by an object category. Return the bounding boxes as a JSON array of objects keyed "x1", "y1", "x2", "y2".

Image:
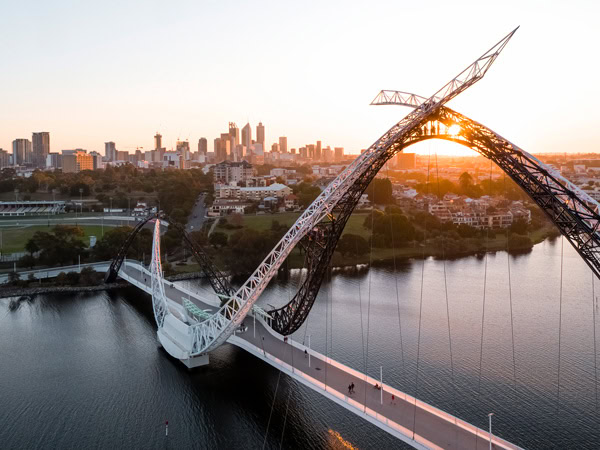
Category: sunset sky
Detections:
[{"x1": 1, "y1": 0, "x2": 598, "y2": 156}]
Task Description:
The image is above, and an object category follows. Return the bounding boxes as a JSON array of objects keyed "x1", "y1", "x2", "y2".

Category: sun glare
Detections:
[{"x1": 448, "y1": 124, "x2": 461, "y2": 136}]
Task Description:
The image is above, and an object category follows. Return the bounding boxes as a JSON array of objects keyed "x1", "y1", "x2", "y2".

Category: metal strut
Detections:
[{"x1": 104, "y1": 212, "x2": 234, "y2": 298}]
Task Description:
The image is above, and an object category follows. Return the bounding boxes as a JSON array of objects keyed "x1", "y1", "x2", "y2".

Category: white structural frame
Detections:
[
  {"x1": 150, "y1": 27, "x2": 520, "y2": 358},
  {"x1": 151, "y1": 219, "x2": 167, "y2": 328}
]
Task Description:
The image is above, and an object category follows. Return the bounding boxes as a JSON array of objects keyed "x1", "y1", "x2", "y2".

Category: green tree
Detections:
[
  {"x1": 209, "y1": 232, "x2": 228, "y2": 248},
  {"x1": 367, "y1": 178, "x2": 394, "y2": 204},
  {"x1": 336, "y1": 234, "x2": 369, "y2": 257}
]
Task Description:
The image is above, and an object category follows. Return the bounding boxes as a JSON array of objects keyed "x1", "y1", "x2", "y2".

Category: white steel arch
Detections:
[{"x1": 150, "y1": 28, "x2": 520, "y2": 360}]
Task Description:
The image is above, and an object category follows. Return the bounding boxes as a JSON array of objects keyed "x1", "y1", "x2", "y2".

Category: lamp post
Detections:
[
  {"x1": 110, "y1": 197, "x2": 113, "y2": 216},
  {"x1": 380, "y1": 366, "x2": 383, "y2": 405},
  {"x1": 79, "y1": 188, "x2": 83, "y2": 215},
  {"x1": 308, "y1": 335, "x2": 311, "y2": 368},
  {"x1": 488, "y1": 412, "x2": 494, "y2": 450}
]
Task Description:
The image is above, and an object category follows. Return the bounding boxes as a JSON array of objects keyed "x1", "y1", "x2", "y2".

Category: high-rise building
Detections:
[
  {"x1": 316, "y1": 141, "x2": 322, "y2": 161},
  {"x1": 198, "y1": 138, "x2": 208, "y2": 155},
  {"x1": 154, "y1": 133, "x2": 162, "y2": 150},
  {"x1": 395, "y1": 152, "x2": 416, "y2": 169},
  {"x1": 214, "y1": 136, "x2": 230, "y2": 162},
  {"x1": 242, "y1": 123, "x2": 252, "y2": 148},
  {"x1": 271, "y1": 143, "x2": 279, "y2": 153},
  {"x1": 32, "y1": 132, "x2": 50, "y2": 168},
  {"x1": 176, "y1": 140, "x2": 190, "y2": 160},
  {"x1": 46, "y1": 152, "x2": 62, "y2": 169},
  {"x1": 12, "y1": 139, "x2": 32, "y2": 165},
  {"x1": 256, "y1": 122, "x2": 265, "y2": 149},
  {"x1": 279, "y1": 136, "x2": 288, "y2": 153},
  {"x1": 0, "y1": 149, "x2": 10, "y2": 168},
  {"x1": 334, "y1": 147, "x2": 344, "y2": 162},
  {"x1": 105, "y1": 142, "x2": 116, "y2": 161},
  {"x1": 307, "y1": 144, "x2": 315, "y2": 159},
  {"x1": 229, "y1": 122, "x2": 239, "y2": 147},
  {"x1": 62, "y1": 150, "x2": 93, "y2": 173},
  {"x1": 213, "y1": 160, "x2": 254, "y2": 184}
]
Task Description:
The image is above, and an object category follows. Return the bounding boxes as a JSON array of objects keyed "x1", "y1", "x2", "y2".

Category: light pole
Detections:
[
  {"x1": 380, "y1": 366, "x2": 383, "y2": 405},
  {"x1": 488, "y1": 412, "x2": 494, "y2": 450},
  {"x1": 110, "y1": 197, "x2": 113, "y2": 216},
  {"x1": 308, "y1": 335, "x2": 311, "y2": 368},
  {"x1": 79, "y1": 188, "x2": 83, "y2": 215}
]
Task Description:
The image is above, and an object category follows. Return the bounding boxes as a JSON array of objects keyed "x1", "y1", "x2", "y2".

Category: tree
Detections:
[
  {"x1": 230, "y1": 213, "x2": 244, "y2": 227},
  {"x1": 209, "y1": 232, "x2": 228, "y2": 248},
  {"x1": 336, "y1": 234, "x2": 369, "y2": 257},
  {"x1": 18, "y1": 254, "x2": 36, "y2": 269},
  {"x1": 25, "y1": 239, "x2": 39, "y2": 255},
  {"x1": 458, "y1": 172, "x2": 474, "y2": 193},
  {"x1": 366, "y1": 178, "x2": 394, "y2": 204}
]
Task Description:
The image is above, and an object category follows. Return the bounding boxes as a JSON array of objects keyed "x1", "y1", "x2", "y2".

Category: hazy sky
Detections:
[{"x1": 1, "y1": 0, "x2": 598, "y2": 157}]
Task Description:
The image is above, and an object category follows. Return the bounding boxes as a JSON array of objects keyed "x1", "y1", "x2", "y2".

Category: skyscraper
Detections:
[
  {"x1": 154, "y1": 133, "x2": 162, "y2": 150},
  {"x1": 229, "y1": 122, "x2": 239, "y2": 147},
  {"x1": 176, "y1": 140, "x2": 190, "y2": 160},
  {"x1": 0, "y1": 149, "x2": 10, "y2": 168},
  {"x1": 32, "y1": 132, "x2": 50, "y2": 168},
  {"x1": 105, "y1": 142, "x2": 116, "y2": 161},
  {"x1": 315, "y1": 140, "x2": 322, "y2": 161},
  {"x1": 279, "y1": 136, "x2": 288, "y2": 153},
  {"x1": 242, "y1": 123, "x2": 252, "y2": 149},
  {"x1": 12, "y1": 139, "x2": 32, "y2": 165},
  {"x1": 334, "y1": 147, "x2": 344, "y2": 162},
  {"x1": 256, "y1": 122, "x2": 265, "y2": 149},
  {"x1": 198, "y1": 138, "x2": 207, "y2": 155}
]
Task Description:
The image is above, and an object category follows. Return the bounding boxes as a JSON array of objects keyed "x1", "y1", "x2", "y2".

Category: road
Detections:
[{"x1": 186, "y1": 193, "x2": 208, "y2": 232}]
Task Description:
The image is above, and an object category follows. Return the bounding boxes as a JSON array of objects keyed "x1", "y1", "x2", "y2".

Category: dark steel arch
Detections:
[
  {"x1": 267, "y1": 105, "x2": 600, "y2": 335},
  {"x1": 104, "y1": 213, "x2": 234, "y2": 298}
]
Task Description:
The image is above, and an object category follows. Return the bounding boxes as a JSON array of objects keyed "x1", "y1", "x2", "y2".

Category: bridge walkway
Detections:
[{"x1": 120, "y1": 262, "x2": 520, "y2": 450}]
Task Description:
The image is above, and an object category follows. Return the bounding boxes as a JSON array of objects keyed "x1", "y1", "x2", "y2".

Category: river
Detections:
[{"x1": 1, "y1": 236, "x2": 598, "y2": 449}]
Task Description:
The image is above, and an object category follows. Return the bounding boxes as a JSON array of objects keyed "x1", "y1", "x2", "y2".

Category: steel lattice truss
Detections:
[
  {"x1": 105, "y1": 212, "x2": 234, "y2": 298},
  {"x1": 266, "y1": 105, "x2": 600, "y2": 334},
  {"x1": 185, "y1": 28, "x2": 520, "y2": 356}
]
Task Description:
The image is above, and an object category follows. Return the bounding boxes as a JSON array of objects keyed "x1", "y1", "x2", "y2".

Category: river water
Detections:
[{"x1": 1, "y1": 236, "x2": 599, "y2": 449}]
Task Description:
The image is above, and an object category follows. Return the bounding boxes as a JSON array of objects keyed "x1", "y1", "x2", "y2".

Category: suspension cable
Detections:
[
  {"x1": 434, "y1": 151, "x2": 457, "y2": 438},
  {"x1": 363, "y1": 181, "x2": 376, "y2": 411},
  {"x1": 503, "y1": 173, "x2": 518, "y2": 396},
  {"x1": 477, "y1": 160, "x2": 493, "y2": 394},
  {"x1": 385, "y1": 162, "x2": 406, "y2": 380},
  {"x1": 557, "y1": 235, "x2": 564, "y2": 414},
  {"x1": 412, "y1": 142, "x2": 432, "y2": 439},
  {"x1": 592, "y1": 273, "x2": 598, "y2": 413}
]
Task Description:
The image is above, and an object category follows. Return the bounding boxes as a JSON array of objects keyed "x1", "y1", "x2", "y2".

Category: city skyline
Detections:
[{"x1": 1, "y1": 1, "x2": 598, "y2": 156}]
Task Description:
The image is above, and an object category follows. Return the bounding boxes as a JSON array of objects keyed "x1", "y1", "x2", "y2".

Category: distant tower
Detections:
[
  {"x1": 12, "y1": 139, "x2": 32, "y2": 165},
  {"x1": 315, "y1": 140, "x2": 322, "y2": 161},
  {"x1": 105, "y1": 142, "x2": 116, "y2": 161},
  {"x1": 229, "y1": 122, "x2": 239, "y2": 147},
  {"x1": 32, "y1": 132, "x2": 50, "y2": 168},
  {"x1": 242, "y1": 123, "x2": 252, "y2": 149},
  {"x1": 279, "y1": 136, "x2": 288, "y2": 153},
  {"x1": 198, "y1": 138, "x2": 207, "y2": 155},
  {"x1": 256, "y1": 122, "x2": 265, "y2": 149},
  {"x1": 154, "y1": 133, "x2": 162, "y2": 150}
]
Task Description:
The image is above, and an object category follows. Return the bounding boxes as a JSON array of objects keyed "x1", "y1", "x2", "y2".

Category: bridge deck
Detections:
[{"x1": 120, "y1": 262, "x2": 521, "y2": 450}]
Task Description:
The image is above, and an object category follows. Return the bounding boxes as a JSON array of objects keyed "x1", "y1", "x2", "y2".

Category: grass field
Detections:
[{"x1": 0, "y1": 225, "x2": 107, "y2": 253}]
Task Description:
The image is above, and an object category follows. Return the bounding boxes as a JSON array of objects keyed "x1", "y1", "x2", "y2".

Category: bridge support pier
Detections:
[{"x1": 181, "y1": 354, "x2": 210, "y2": 368}]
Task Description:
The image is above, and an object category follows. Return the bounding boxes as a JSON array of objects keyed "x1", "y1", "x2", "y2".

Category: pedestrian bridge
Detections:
[{"x1": 118, "y1": 259, "x2": 520, "y2": 450}]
